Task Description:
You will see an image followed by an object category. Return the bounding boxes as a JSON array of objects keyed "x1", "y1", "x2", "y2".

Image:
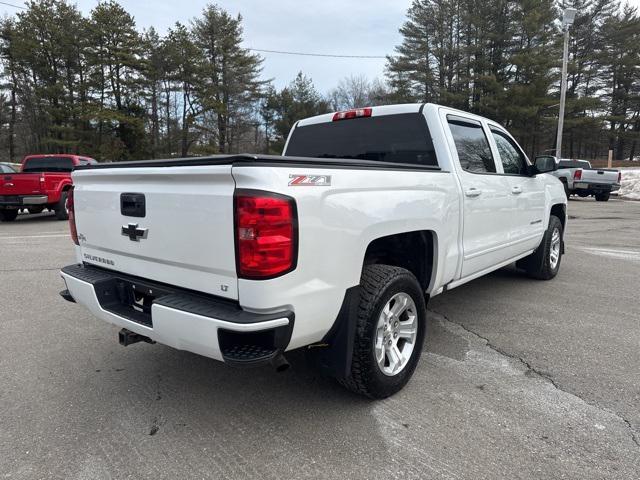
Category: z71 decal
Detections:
[{"x1": 288, "y1": 174, "x2": 332, "y2": 186}]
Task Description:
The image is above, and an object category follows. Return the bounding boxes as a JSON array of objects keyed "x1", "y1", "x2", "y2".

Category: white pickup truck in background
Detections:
[
  {"x1": 60, "y1": 104, "x2": 567, "y2": 398},
  {"x1": 552, "y1": 159, "x2": 620, "y2": 201}
]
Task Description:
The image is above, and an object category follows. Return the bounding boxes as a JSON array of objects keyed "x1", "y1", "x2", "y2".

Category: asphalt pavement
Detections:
[{"x1": 1, "y1": 197, "x2": 639, "y2": 479}]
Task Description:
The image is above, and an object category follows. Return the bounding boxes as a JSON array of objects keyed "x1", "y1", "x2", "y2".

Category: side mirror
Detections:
[{"x1": 531, "y1": 155, "x2": 558, "y2": 175}]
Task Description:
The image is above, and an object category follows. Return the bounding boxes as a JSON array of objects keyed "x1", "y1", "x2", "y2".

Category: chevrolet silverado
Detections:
[
  {"x1": 552, "y1": 159, "x2": 620, "y2": 201},
  {"x1": 59, "y1": 104, "x2": 566, "y2": 398}
]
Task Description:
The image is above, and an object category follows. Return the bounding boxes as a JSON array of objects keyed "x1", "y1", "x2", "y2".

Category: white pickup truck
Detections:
[
  {"x1": 60, "y1": 104, "x2": 566, "y2": 398},
  {"x1": 552, "y1": 159, "x2": 620, "y2": 201}
]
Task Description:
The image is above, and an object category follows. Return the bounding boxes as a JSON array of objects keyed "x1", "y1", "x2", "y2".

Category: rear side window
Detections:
[
  {"x1": 447, "y1": 117, "x2": 496, "y2": 173},
  {"x1": 22, "y1": 157, "x2": 74, "y2": 173},
  {"x1": 285, "y1": 113, "x2": 438, "y2": 167}
]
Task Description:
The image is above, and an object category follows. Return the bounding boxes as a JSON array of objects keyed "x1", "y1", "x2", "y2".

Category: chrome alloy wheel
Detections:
[
  {"x1": 374, "y1": 292, "x2": 418, "y2": 376},
  {"x1": 550, "y1": 227, "x2": 561, "y2": 269}
]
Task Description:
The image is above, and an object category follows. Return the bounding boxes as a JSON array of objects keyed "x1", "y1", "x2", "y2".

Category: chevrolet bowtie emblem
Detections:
[{"x1": 121, "y1": 223, "x2": 148, "y2": 241}]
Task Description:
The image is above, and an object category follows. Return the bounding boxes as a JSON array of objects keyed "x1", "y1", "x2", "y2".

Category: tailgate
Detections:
[
  {"x1": 72, "y1": 165, "x2": 238, "y2": 300},
  {"x1": 0, "y1": 173, "x2": 42, "y2": 195},
  {"x1": 580, "y1": 169, "x2": 618, "y2": 184}
]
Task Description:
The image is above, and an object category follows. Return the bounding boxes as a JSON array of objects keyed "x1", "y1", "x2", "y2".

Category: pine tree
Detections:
[
  {"x1": 386, "y1": 0, "x2": 437, "y2": 102},
  {"x1": 164, "y1": 23, "x2": 201, "y2": 157},
  {"x1": 271, "y1": 72, "x2": 329, "y2": 152},
  {"x1": 88, "y1": 1, "x2": 145, "y2": 160},
  {"x1": 192, "y1": 5, "x2": 265, "y2": 153},
  {"x1": 600, "y1": 5, "x2": 640, "y2": 160}
]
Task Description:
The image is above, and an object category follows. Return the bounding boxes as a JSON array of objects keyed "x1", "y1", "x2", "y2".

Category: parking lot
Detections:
[{"x1": 1, "y1": 197, "x2": 639, "y2": 479}]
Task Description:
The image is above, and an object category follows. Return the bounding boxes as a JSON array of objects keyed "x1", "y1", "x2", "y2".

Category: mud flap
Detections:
[{"x1": 305, "y1": 285, "x2": 361, "y2": 379}]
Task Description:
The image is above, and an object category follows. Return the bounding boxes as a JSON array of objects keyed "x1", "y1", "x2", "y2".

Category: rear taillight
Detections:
[
  {"x1": 234, "y1": 190, "x2": 297, "y2": 279},
  {"x1": 573, "y1": 169, "x2": 582, "y2": 180},
  {"x1": 332, "y1": 107, "x2": 372, "y2": 121},
  {"x1": 67, "y1": 187, "x2": 79, "y2": 245}
]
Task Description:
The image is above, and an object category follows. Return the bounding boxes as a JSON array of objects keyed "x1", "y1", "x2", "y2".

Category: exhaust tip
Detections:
[
  {"x1": 59, "y1": 289, "x2": 76, "y2": 303},
  {"x1": 271, "y1": 353, "x2": 290, "y2": 373}
]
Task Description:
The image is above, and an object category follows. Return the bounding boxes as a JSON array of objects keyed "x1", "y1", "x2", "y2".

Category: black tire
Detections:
[
  {"x1": 595, "y1": 192, "x2": 610, "y2": 202},
  {"x1": 54, "y1": 191, "x2": 69, "y2": 220},
  {"x1": 28, "y1": 206, "x2": 44, "y2": 214},
  {"x1": 561, "y1": 180, "x2": 570, "y2": 199},
  {"x1": 339, "y1": 264, "x2": 427, "y2": 399},
  {"x1": 0, "y1": 209, "x2": 19, "y2": 222},
  {"x1": 518, "y1": 215, "x2": 563, "y2": 280}
]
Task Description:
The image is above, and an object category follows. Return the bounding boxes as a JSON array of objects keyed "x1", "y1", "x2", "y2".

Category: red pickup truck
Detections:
[{"x1": 0, "y1": 154, "x2": 96, "y2": 222}]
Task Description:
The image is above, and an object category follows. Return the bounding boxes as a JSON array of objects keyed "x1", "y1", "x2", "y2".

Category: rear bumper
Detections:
[
  {"x1": 573, "y1": 182, "x2": 620, "y2": 193},
  {"x1": 60, "y1": 264, "x2": 294, "y2": 366},
  {"x1": 0, "y1": 195, "x2": 48, "y2": 207}
]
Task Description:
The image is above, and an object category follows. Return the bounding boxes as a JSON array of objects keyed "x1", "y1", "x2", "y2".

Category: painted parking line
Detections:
[
  {"x1": 0, "y1": 231, "x2": 68, "y2": 237},
  {"x1": 576, "y1": 246, "x2": 640, "y2": 262},
  {"x1": 0, "y1": 234, "x2": 69, "y2": 240}
]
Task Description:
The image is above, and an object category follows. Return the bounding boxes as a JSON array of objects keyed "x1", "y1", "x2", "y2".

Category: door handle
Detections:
[
  {"x1": 465, "y1": 188, "x2": 482, "y2": 197},
  {"x1": 511, "y1": 186, "x2": 523, "y2": 195}
]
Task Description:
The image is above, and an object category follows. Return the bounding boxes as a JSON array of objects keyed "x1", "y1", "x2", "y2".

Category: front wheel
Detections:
[
  {"x1": 339, "y1": 264, "x2": 427, "y2": 399},
  {"x1": 518, "y1": 215, "x2": 563, "y2": 280}
]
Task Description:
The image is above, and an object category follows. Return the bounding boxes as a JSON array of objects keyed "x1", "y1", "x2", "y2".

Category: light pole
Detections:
[{"x1": 555, "y1": 7, "x2": 577, "y2": 160}]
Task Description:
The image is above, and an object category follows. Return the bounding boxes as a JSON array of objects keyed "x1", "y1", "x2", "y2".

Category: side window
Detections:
[
  {"x1": 447, "y1": 117, "x2": 496, "y2": 173},
  {"x1": 490, "y1": 128, "x2": 528, "y2": 175}
]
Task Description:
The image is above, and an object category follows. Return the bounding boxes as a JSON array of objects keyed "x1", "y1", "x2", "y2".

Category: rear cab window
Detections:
[
  {"x1": 577, "y1": 160, "x2": 591, "y2": 169},
  {"x1": 284, "y1": 113, "x2": 438, "y2": 167},
  {"x1": 558, "y1": 160, "x2": 576, "y2": 169},
  {"x1": 447, "y1": 116, "x2": 496, "y2": 173},
  {"x1": 559, "y1": 160, "x2": 590, "y2": 169},
  {"x1": 22, "y1": 156, "x2": 75, "y2": 173}
]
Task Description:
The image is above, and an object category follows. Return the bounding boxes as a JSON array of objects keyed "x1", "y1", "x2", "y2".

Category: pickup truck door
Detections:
[
  {"x1": 445, "y1": 115, "x2": 515, "y2": 277},
  {"x1": 488, "y1": 126, "x2": 546, "y2": 255}
]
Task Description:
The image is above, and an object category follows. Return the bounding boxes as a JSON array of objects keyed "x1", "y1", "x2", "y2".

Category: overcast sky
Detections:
[{"x1": 1, "y1": 0, "x2": 639, "y2": 94}]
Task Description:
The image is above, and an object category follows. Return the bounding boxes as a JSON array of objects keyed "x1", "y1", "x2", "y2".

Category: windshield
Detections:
[
  {"x1": 285, "y1": 113, "x2": 438, "y2": 167},
  {"x1": 22, "y1": 157, "x2": 74, "y2": 173}
]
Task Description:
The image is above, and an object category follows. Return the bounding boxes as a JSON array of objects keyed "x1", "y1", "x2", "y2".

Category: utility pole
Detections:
[{"x1": 555, "y1": 7, "x2": 577, "y2": 160}]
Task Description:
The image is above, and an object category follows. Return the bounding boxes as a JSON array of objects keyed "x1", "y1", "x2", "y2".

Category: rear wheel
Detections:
[
  {"x1": 0, "y1": 209, "x2": 19, "y2": 222},
  {"x1": 339, "y1": 264, "x2": 427, "y2": 399},
  {"x1": 54, "y1": 191, "x2": 69, "y2": 220},
  {"x1": 518, "y1": 215, "x2": 563, "y2": 280},
  {"x1": 595, "y1": 192, "x2": 610, "y2": 202}
]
